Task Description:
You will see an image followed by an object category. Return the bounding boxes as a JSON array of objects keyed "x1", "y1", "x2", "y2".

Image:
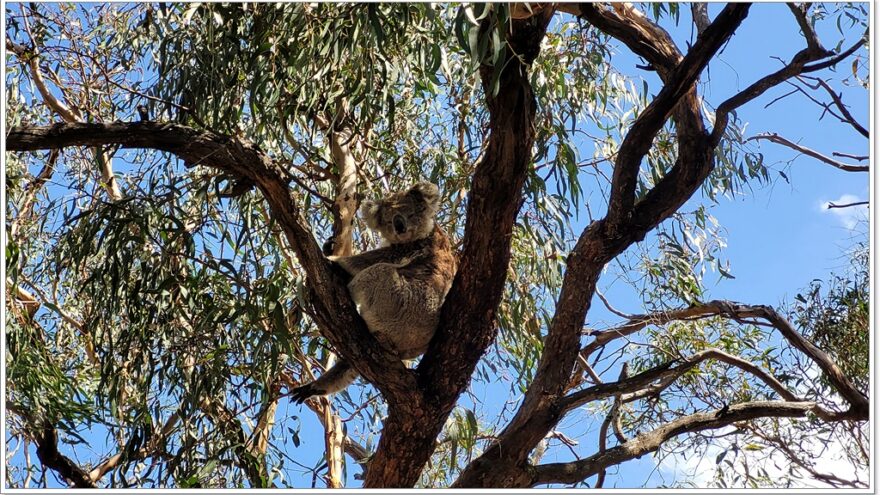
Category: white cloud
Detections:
[{"x1": 819, "y1": 194, "x2": 868, "y2": 229}]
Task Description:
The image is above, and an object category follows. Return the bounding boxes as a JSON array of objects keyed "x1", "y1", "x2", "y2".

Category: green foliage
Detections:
[
  {"x1": 792, "y1": 242, "x2": 869, "y2": 393},
  {"x1": 153, "y1": 3, "x2": 450, "y2": 137},
  {"x1": 6, "y1": 314, "x2": 95, "y2": 432}
]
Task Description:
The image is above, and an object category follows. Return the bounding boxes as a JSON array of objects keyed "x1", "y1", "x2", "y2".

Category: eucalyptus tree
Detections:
[{"x1": 4, "y1": 2, "x2": 869, "y2": 489}]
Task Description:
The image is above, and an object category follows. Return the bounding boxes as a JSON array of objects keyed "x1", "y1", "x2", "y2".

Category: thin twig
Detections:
[
  {"x1": 832, "y1": 152, "x2": 868, "y2": 161},
  {"x1": 798, "y1": 75, "x2": 869, "y2": 138}
]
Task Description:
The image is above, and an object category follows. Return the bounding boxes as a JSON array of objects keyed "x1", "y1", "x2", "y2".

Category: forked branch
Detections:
[
  {"x1": 604, "y1": 3, "x2": 750, "y2": 225},
  {"x1": 797, "y1": 75, "x2": 869, "y2": 138},
  {"x1": 712, "y1": 31, "x2": 866, "y2": 144}
]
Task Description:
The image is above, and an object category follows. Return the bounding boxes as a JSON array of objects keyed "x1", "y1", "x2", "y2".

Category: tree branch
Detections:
[
  {"x1": 691, "y1": 3, "x2": 711, "y2": 35},
  {"x1": 361, "y1": 7, "x2": 555, "y2": 488},
  {"x1": 747, "y1": 133, "x2": 869, "y2": 172},
  {"x1": 10, "y1": 148, "x2": 58, "y2": 239},
  {"x1": 5, "y1": 38, "x2": 82, "y2": 122},
  {"x1": 711, "y1": 28, "x2": 864, "y2": 145},
  {"x1": 7, "y1": 278, "x2": 41, "y2": 320},
  {"x1": 581, "y1": 300, "x2": 765, "y2": 358},
  {"x1": 7, "y1": 22, "x2": 124, "y2": 201},
  {"x1": 799, "y1": 75, "x2": 869, "y2": 138},
  {"x1": 14, "y1": 276, "x2": 98, "y2": 366},
  {"x1": 278, "y1": 371, "x2": 372, "y2": 476},
  {"x1": 832, "y1": 151, "x2": 868, "y2": 161},
  {"x1": 199, "y1": 396, "x2": 269, "y2": 487},
  {"x1": 754, "y1": 305, "x2": 868, "y2": 416},
  {"x1": 576, "y1": 2, "x2": 716, "y2": 240},
  {"x1": 828, "y1": 200, "x2": 869, "y2": 209},
  {"x1": 602, "y1": 3, "x2": 749, "y2": 226},
  {"x1": 88, "y1": 410, "x2": 181, "y2": 483},
  {"x1": 328, "y1": 125, "x2": 359, "y2": 257},
  {"x1": 801, "y1": 33, "x2": 867, "y2": 73},
  {"x1": 578, "y1": 300, "x2": 869, "y2": 418},
  {"x1": 786, "y1": 3, "x2": 824, "y2": 53},
  {"x1": 5, "y1": 121, "x2": 420, "y2": 412},
  {"x1": 33, "y1": 425, "x2": 96, "y2": 488},
  {"x1": 561, "y1": 348, "x2": 802, "y2": 413},
  {"x1": 452, "y1": 6, "x2": 751, "y2": 486},
  {"x1": 248, "y1": 379, "x2": 283, "y2": 456},
  {"x1": 746, "y1": 426, "x2": 868, "y2": 488},
  {"x1": 320, "y1": 105, "x2": 361, "y2": 488},
  {"x1": 531, "y1": 401, "x2": 815, "y2": 487}
]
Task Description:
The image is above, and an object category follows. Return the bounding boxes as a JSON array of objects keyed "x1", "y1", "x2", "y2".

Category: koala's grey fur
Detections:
[{"x1": 291, "y1": 182, "x2": 457, "y2": 403}]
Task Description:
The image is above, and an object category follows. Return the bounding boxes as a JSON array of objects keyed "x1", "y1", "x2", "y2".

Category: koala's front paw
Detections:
[
  {"x1": 289, "y1": 383, "x2": 324, "y2": 404},
  {"x1": 322, "y1": 237, "x2": 336, "y2": 256}
]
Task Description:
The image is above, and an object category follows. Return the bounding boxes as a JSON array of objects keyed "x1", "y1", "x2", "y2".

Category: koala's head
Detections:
[{"x1": 360, "y1": 182, "x2": 440, "y2": 244}]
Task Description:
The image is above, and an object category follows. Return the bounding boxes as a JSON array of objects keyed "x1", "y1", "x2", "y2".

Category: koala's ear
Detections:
[
  {"x1": 359, "y1": 200, "x2": 381, "y2": 229},
  {"x1": 409, "y1": 182, "x2": 440, "y2": 209}
]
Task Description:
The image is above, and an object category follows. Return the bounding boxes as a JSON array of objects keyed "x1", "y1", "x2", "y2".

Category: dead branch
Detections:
[
  {"x1": 560, "y1": 348, "x2": 803, "y2": 413},
  {"x1": 832, "y1": 152, "x2": 868, "y2": 161},
  {"x1": 747, "y1": 133, "x2": 868, "y2": 172},
  {"x1": 577, "y1": 300, "x2": 868, "y2": 419},
  {"x1": 710, "y1": 23, "x2": 864, "y2": 145},
  {"x1": 798, "y1": 75, "x2": 869, "y2": 138},
  {"x1": 827, "y1": 201, "x2": 869, "y2": 209}
]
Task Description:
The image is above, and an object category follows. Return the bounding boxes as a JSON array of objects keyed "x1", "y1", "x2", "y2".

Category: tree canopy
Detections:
[{"x1": 4, "y1": 2, "x2": 870, "y2": 489}]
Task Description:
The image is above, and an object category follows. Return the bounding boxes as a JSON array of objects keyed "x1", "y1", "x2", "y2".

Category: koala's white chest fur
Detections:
[{"x1": 348, "y1": 261, "x2": 446, "y2": 359}]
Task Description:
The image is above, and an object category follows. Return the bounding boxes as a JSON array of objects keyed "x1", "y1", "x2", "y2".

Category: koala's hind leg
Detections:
[{"x1": 289, "y1": 360, "x2": 359, "y2": 404}]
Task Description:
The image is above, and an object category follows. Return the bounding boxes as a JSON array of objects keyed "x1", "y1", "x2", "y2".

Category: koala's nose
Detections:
[{"x1": 393, "y1": 215, "x2": 407, "y2": 235}]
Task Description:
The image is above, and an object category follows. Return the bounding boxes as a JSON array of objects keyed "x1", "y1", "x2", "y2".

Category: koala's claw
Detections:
[{"x1": 290, "y1": 384, "x2": 321, "y2": 404}]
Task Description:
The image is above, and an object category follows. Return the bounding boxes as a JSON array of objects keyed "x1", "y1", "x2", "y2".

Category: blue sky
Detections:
[{"x1": 4, "y1": 3, "x2": 870, "y2": 490}]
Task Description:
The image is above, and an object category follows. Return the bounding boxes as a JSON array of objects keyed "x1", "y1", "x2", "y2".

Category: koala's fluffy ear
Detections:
[
  {"x1": 359, "y1": 200, "x2": 381, "y2": 229},
  {"x1": 408, "y1": 182, "x2": 440, "y2": 210}
]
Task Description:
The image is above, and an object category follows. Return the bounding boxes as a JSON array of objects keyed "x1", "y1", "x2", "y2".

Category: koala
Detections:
[{"x1": 290, "y1": 182, "x2": 457, "y2": 403}]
